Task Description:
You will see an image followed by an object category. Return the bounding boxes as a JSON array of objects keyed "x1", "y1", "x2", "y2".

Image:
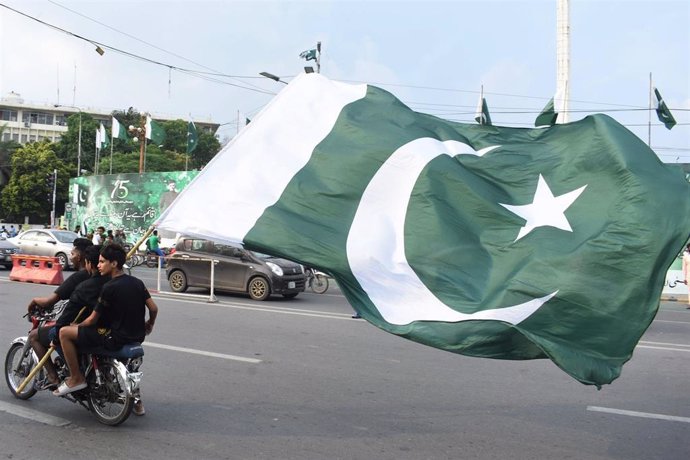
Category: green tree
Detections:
[
  {"x1": 0, "y1": 125, "x2": 21, "y2": 219},
  {"x1": 54, "y1": 112, "x2": 100, "y2": 175},
  {"x1": 0, "y1": 141, "x2": 71, "y2": 223}
]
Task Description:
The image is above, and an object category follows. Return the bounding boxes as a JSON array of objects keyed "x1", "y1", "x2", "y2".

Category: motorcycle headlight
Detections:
[{"x1": 266, "y1": 262, "x2": 283, "y2": 276}]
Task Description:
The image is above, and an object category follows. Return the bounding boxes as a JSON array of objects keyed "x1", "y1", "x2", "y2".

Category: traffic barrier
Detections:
[{"x1": 9, "y1": 255, "x2": 64, "y2": 286}]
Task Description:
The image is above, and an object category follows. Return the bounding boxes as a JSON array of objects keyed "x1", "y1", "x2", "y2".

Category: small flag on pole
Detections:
[
  {"x1": 112, "y1": 117, "x2": 127, "y2": 139},
  {"x1": 299, "y1": 49, "x2": 317, "y2": 61},
  {"x1": 99, "y1": 123, "x2": 109, "y2": 149},
  {"x1": 474, "y1": 96, "x2": 492, "y2": 126},
  {"x1": 653, "y1": 87, "x2": 676, "y2": 130},
  {"x1": 187, "y1": 120, "x2": 198, "y2": 154},
  {"x1": 145, "y1": 115, "x2": 166, "y2": 146}
]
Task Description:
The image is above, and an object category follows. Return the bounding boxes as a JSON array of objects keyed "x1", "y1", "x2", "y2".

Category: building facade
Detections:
[{"x1": 0, "y1": 91, "x2": 219, "y2": 144}]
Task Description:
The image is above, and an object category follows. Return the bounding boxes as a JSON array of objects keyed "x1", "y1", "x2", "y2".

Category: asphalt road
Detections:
[{"x1": 0, "y1": 268, "x2": 688, "y2": 460}]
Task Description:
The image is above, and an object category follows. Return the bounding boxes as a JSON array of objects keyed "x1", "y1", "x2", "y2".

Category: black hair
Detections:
[
  {"x1": 84, "y1": 245, "x2": 101, "y2": 268},
  {"x1": 72, "y1": 237, "x2": 93, "y2": 253},
  {"x1": 100, "y1": 244, "x2": 126, "y2": 269}
]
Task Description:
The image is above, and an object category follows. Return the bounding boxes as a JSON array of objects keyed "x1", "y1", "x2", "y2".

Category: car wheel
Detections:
[
  {"x1": 168, "y1": 270, "x2": 188, "y2": 293},
  {"x1": 282, "y1": 293, "x2": 299, "y2": 299},
  {"x1": 248, "y1": 277, "x2": 270, "y2": 301},
  {"x1": 55, "y1": 252, "x2": 68, "y2": 271}
]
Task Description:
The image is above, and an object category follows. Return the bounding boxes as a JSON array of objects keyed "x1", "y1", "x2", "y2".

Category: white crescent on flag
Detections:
[{"x1": 346, "y1": 138, "x2": 557, "y2": 326}]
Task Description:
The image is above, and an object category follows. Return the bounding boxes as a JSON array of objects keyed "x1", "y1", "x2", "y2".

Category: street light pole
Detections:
[
  {"x1": 259, "y1": 72, "x2": 288, "y2": 85},
  {"x1": 128, "y1": 116, "x2": 146, "y2": 174}
]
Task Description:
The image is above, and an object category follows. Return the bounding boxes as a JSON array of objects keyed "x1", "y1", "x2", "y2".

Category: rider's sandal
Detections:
[{"x1": 53, "y1": 381, "x2": 87, "y2": 396}]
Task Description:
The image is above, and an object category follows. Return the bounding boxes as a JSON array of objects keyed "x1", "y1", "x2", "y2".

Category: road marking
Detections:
[
  {"x1": 154, "y1": 294, "x2": 356, "y2": 320},
  {"x1": 144, "y1": 342, "x2": 262, "y2": 363},
  {"x1": 0, "y1": 400, "x2": 72, "y2": 427},
  {"x1": 640, "y1": 340, "x2": 690, "y2": 348},
  {"x1": 637, "y1": 345, "x2": 690, "y2": 352},
  {"x1": 587, "y1": 406, "x2": 690, "y2": 423}
]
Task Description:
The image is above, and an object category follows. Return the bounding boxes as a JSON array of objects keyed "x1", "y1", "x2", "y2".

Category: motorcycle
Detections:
[
  {"x1": 4, "y1": 301, "x2": 144, "y2": 426},
  {"x1": 304, "y1": 267, "x2": 329, "y2": 294}
]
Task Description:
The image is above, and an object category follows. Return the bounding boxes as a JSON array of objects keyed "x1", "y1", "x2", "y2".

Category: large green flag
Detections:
[
  {"x1": 156, "y1": 74, "x2": 690, "y2": 387},
  {"x1": 654, "y1": 87, "x2": 676, "y2": 130},
  {"x1": 187, "y1": 120, "x2": 198, "y2": 154}
]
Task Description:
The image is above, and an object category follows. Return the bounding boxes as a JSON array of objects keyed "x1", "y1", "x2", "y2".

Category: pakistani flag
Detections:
[
  {"x1": 300, "y1": 48, "x2": 317, "y2": 61},
  {"x1": 187, "y1": 120, "x2": 198, "y2": 154},
  {"x1": 654, "y1": 87, "x2": 677, "y2": 130},
  {"x1": 99, "y1": 122, "x2": 109, "y2": 149},
  {"x1": 145, "y1": 115, "x2": 166, "y2": 146},
  {"x1": 156, "y1": 74, "x2": 690, "y2": 387},
  {"x1": 474, "y1": 96, "x2": 492, "y2": 125},
  {"x1": 112, "y1": 117, "x2": 127, "y2": 139},
  {"x1": 535, "y1": 98, "x2": 558, "y2": 127}
]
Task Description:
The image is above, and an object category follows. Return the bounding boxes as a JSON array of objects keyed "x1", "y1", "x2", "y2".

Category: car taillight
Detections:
[{"x1": 169, "y1": 248, "x2": 176, "y2": 255}]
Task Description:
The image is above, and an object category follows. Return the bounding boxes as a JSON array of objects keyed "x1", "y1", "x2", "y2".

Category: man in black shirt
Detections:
[
  {"x1": 27, "y1": 238, "x2": 93, "y2": 388},
  {"x1": 54, "y1": 245, "x2": 158, "y2": 412}
]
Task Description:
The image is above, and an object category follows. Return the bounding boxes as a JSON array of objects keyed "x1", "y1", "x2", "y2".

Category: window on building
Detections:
[
  {"x1": 0, "y1": 110, "x2": 17, "y2": 121},
  {"x1": 55, "y1": 115, "x2": 67, "y2": 126}
]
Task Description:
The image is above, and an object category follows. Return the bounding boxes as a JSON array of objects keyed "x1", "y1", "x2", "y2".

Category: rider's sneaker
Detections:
[{"x1": 133, "y1": 399, "x2": 146, "y2": 416}]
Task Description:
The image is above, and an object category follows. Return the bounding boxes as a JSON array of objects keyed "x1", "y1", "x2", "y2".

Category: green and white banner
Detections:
[
  {"x1": 156, "y1": 74, "x2": 690, "y2": 387},
  {"x1": 69, "y1": 171, "x2": 198, "y2": 244}
]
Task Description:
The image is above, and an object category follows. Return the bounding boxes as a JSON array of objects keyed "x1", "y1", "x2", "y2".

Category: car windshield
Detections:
[{"x1": 52, "y1": 231, "x2": 78, "y2": 243}]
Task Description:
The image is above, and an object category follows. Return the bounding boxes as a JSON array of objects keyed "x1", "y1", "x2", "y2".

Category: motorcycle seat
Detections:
[{"x1": 81, "y1": 343, "x2": 145, "y2": 359}]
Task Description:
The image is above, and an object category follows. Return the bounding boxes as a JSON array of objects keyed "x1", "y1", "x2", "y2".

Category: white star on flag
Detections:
[{"x1": 500, "y1": 174, "x2": 587, "y2": 241}]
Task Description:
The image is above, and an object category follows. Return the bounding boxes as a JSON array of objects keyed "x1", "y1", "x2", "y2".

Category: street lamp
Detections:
[
  {"x1": 259, "y1": 72, "x2": 288, "y2": 85},
  {"x1": 128, "y1": 116, "x2": 146, "y2": 173},
  {"x1": 54, "y1": 104, "x2": 82, "y2": 177}
]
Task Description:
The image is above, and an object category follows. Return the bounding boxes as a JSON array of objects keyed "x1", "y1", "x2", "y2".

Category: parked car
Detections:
[
  {"x1": 0, "y1": 238, "x2": 20, "y2": 269},
  {"x1": 9, "y1": 229, "x2": 79, "y2": 270},
  {"x1": 166, "y1": 237, "x2": 306, "y2": 300}
]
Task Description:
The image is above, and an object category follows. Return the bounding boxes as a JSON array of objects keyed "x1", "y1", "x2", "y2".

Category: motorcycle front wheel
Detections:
[
  {"x1": 86, "y1": 360, "x2": 134, "y2": 426},
  {"x1": 4, "y1": 342, "x2": 38, "y2": 400}
]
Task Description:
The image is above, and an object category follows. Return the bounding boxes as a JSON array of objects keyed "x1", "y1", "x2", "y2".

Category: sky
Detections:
[{"x1": 0, "y1": 0, "x2": 688, "y2": 161}]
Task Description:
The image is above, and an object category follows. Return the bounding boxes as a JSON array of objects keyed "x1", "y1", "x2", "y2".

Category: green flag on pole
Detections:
[
  {"x1": 155, "y1": 74, "x2": 690, "y2": 387},
  {"x1": 112, "y1": 117, "x2": 127, "y2": 139},
  {"x1": 299, "y1": 48, "x2": 317, "y2": 61},
  {"x1": 474, "y1": 96, "x2": 492, "y2": 126},
  {"x1": 145, "y1": 115, "x2": 166, "y2": 146},
  {"x1": 187, "y1": 120, "x2": 198, "y2": 154},
  {"x1": 99, "y1": 123, "x2": 109, "y2": 149},
  {"x1": 653, "y1": 87, "x2": 677, "y2": 130},
  {"x1": 535, "y1": 98, "x2": 558, "y2": 127}
]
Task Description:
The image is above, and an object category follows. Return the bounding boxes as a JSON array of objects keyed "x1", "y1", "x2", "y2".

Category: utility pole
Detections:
[
  {"x1": 316, "y1": 41, "x2": 322, "y2": 73},
  {"x1": 556, "y1": 0, "x2": 570, "y2": 123}
]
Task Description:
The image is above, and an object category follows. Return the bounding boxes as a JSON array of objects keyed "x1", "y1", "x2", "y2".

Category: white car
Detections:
[{"x1": 9, "y1": 229, "x2": 79, "y2": 270}]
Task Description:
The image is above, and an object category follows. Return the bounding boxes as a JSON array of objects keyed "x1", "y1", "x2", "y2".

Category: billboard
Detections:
[{"x1": 68, "y1": 171, "x2": 199, "y2": 244}]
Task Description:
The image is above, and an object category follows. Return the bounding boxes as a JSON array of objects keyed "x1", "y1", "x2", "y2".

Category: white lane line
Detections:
[
  {"x1": 640, "y1": 340, "x2": 690, "y2": 348},
  {"x1": 0, "y1": 401, "x2": 72, "y2": 427},
  {"x1": 653, "y1": 319, "x2": 690, "y2": 324},
  {"x1": 154, "y1": 295, "x2": 355, "y2": 320},
  {"x1": 637, "y1": 345, "x2": 690, "y2": 353},
  {"x1": 587, "y1": 406, "x2": 690, "y2": 423},
  {"x1": 144, "y1": 342, "x2": 262, "y2": 364}
]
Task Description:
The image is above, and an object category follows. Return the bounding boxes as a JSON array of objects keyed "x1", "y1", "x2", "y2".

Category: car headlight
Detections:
[{"x1": 266, "y1": 262, "x2": 283, "y2": 276}]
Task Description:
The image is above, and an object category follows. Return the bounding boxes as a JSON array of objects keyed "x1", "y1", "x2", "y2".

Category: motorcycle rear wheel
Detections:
[
  {"x1": 86, "y1": 361, "x2": 133, "y2": 426},
  {"x1": 4, "y1": 342, "x2": 38, "y2": 400}
]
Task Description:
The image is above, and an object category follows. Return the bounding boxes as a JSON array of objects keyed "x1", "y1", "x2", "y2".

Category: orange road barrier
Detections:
[{"x1": 9, "y1": 255, "x2": 64, "y2": 286}]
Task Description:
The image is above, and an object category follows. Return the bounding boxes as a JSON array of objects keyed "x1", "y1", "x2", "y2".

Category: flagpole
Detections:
[
  {"x1": 648, "y1": 72, "x2": 652, "y2": 146},
  {"x1": 109, "y1": 125, "x2": 114, "y2": 174},
  {"x1": 316, "y1": 41, "x2": 321, "y2": 74},
  {"x1": 480, "y1": 85, "x2": 484, "y2": 125}
]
